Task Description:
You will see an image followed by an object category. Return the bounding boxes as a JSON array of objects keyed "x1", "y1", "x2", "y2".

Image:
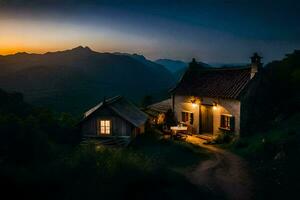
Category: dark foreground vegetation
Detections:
[
  {"x1": 229, "y1": 50, "x2": 300, "y2": 199},
  {"x1": 0, "y1": 89, "x2": 215, "y2": 199},
  {"x1": 231, "y1": 114, "x2": 300, "y2": 199}
]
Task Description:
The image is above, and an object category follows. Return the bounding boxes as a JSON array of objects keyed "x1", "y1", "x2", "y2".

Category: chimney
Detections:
[{"x1": 250, "y1": 52, "x2": 262, "y2": 79}]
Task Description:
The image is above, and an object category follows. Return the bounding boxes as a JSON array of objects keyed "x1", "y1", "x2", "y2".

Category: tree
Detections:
[{"x1": 164, "y1": 109, "x2": 177, "y2": 128}]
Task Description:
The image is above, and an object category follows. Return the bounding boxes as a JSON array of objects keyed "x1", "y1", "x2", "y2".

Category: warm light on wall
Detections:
[
  {"x1": 192, "y1": 102, "x2": 197, "y2": 108},
  {"x1": 190, "y1": 96, "x2": 200, "y2": 108},
  {"x1": 212, "y1": 102, "x2": 218, "y2": 110}
]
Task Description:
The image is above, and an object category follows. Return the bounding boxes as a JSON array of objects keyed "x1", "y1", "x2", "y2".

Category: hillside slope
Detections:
[{"x1": 0, "y1": 46, "x2": 175, "y2": 114}]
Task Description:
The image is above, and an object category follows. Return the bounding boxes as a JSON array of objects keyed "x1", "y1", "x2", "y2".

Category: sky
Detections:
[{"x1": 0, "y1": 0, "x2": 299, "y2": 63}]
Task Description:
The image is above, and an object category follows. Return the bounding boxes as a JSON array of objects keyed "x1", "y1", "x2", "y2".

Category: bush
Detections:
[
  {"x1": 0, "y1": 114, "x2": 52, "y2": 165},
  {"x1": 164, "y1": 109, "x2": 177, "y2": 128},
  {"x1": 209, "y1": 131, "x2": 235, "y2": 144}
]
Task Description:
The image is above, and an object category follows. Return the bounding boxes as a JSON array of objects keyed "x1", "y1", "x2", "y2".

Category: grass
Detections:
[
  {"x1": 0, "y1": 129, "x2": 216, "y2": 200},
  {"x1": 229, "y1": 114, "x2": 299, "y2": 157},
  {"x1": 61, "y1": 134, "x2": 216, "y2": 199},
  {"x1": 130, "y1": 132, "x2": 211, "y2": 169},
  {"x1": 227, "y1": 114, "x2": 300, "y2": 199}
]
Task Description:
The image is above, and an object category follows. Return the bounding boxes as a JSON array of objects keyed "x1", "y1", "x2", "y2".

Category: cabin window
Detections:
[
  {"x1": 220, "y1": 114, "x2": 234, "y2": 131},
  {"x1": 190, "y1": 113, "x2": 194, "y2": 125},
  {"x1": 182, "y1": 112, "x2": 194, "y2": 125},
  {"x1": 181, "y1": 112, "x2": 189, "y2": 123},
  {"x1": 98, "y1": 120, "x2": 111, "y2": 135}
]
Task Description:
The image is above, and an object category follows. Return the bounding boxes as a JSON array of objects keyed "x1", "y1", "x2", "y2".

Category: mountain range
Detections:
[
  {"x1": 155, "y1": 59, "x2": 188, "y2": 73},
  {"x1": 0, "y1": 46, "x2": 175, "y2": 114},
  {"x1": 155, "y1": 59, "x2": 212, "y2": 80}
]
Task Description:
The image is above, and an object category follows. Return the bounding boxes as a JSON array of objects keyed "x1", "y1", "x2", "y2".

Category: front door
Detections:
[{"x1": 200, "y1": 105, "x2": 213, "y2": 134}]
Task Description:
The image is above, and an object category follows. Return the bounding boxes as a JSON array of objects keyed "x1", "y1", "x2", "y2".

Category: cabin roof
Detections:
[
  {"x1": 83, "y1": 96, "x2": 148, "y2": 127},
  {"x1": 147, "y1": 99, "x2": 172, "y2": 113},
  {"x1": 172, "y1": 66, "x2": 252, "y2": 99}
]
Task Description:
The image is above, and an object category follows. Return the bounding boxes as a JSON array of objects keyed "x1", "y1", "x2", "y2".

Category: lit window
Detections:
[
  {"x1": 220, "y1": 115, "x2": 234, "y2": 131},
  {"x1": 181, "y1": 112, "x2": 194, "y2": 125},
  {"x1": 181, "y1": 112, "x2": 189, "y2": 123},
  {"x1": 98, "y1": 120, "x2": 111, "y2": 135}
]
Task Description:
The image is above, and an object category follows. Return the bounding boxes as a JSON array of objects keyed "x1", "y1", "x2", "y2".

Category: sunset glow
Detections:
[
  {"x1": 0, "y1": 1, "x2": 299, "y2": 62},
  {"x1": 0, "y1": 15, "x2": 158, "y2": 57}
]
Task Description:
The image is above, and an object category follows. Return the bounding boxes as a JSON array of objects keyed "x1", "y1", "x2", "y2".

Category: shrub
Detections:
[
  {"x1": 0, "y1": 114, "x2": 51, "y2": 165},
  {"x1": 164, "y1": 109, "x2": 177, "y2": 128},
  {"x1": 44, "y1": 142, "x2": 158, "y2": 199},
  {"x1": 211, "y1": 131, "x2": 235, "y2": 144}
]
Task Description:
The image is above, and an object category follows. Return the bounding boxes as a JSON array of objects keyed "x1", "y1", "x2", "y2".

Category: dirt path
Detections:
[{"x1": 185, "y1": 136, "x2": 253, "y2": 200}]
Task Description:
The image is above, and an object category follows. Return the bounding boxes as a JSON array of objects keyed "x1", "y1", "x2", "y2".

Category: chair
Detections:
[{"x1": 187, "y1": 125, "x2": 193, "y2": 135}]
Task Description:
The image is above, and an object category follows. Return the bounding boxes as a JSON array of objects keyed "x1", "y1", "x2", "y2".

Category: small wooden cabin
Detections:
[{"x1": 80, "y1": 96, "x2": 148, "y2": 143}]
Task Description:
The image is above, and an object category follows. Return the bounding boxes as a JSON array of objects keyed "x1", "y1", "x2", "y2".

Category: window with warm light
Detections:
[
  {"x1": 98, "y1": 120, "x2": 111, "y2": 135},
  {"x1": 181, "y1": 112, "x2": 194, "y2": 125},
  {"x1": 220, "y1": 114, "x2": 234, "y2": 131},
  {"x1": 182, "y1": 112, "x2": 189, "y2": 123}
]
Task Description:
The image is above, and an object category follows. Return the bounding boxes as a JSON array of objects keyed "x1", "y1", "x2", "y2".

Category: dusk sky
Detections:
[{"x1": 0, "y1": 0, "x2": 299, "y2": 63}]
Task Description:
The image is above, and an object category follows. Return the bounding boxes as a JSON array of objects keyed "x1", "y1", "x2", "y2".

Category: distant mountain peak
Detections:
[
  {"x1": 8, "y1": 52, "x2": 40, "y2": 57},
  {"x1": 14, "y1": 52, "x2": 30, "y2": 56},
  {"x1": 113, "y1": 52, "x2": 146, "y2": 61},
  {"x1": 71, "y1": 46, "x2": 92, "y2": 52},
  {"x1": 132, "y1": 53, "x2": 146, "y2": 59}
]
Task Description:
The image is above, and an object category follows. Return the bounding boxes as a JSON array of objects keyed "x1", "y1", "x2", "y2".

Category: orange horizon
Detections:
[
  {"x1": 0, "y1": 46, "x2": 98, "y2": 56},
  {"x1": 0, "y1": 48, "x2": 46, "y2": 56}
]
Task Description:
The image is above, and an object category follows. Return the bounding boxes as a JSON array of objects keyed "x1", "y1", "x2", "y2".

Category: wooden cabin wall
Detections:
[
  {"x1": 112, "y1": 116, "x2": 133, "y2": 136},
  {"x1": 81, "y1": 107, "x2": 134, "y2": 137}
]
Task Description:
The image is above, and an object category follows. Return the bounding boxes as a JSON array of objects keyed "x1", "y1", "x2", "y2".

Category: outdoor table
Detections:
[{"x1": 170, "y1": 126, "x2": 188, "y2": 136}]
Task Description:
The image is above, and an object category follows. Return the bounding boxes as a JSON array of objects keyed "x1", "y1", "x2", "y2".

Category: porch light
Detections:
[
  {"x1": 192, "y1": 102, "x2": 197, "y2": 108},
  {"x1": 213, "y1": 102, "x2": 218, "y2": 110},
  {"x1": 190, "y1": 96, "x2": 200, "y2": 108},
  {"x1": 191, "y1": 99, "x2": 197, "y2": 108}
]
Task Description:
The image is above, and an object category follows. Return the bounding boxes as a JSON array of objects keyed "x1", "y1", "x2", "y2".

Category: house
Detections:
[
  {"x1": 170, "y1": 53, "x2": 263, "y2": 138},
  {"x1": 80, "y1": 96, "x2": 148, "y2": 145}
]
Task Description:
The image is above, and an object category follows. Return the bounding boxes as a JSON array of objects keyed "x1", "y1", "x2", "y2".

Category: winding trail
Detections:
[{"x1": 185, "y1": 136, "x2": 253, "y2": 200}]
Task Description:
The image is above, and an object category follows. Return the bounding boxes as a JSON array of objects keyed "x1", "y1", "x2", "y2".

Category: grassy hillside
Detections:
[{"x1": 230, "y1": 114, "x2": 300, "y2": 199}]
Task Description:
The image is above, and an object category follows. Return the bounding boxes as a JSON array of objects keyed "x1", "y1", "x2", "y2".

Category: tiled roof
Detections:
[
  {"x1": 173, "y1": 66, "x2": 252, "y2": 99},
  {"x1": 82, "y1": 96, "x2": 148, "y2": 127}
]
